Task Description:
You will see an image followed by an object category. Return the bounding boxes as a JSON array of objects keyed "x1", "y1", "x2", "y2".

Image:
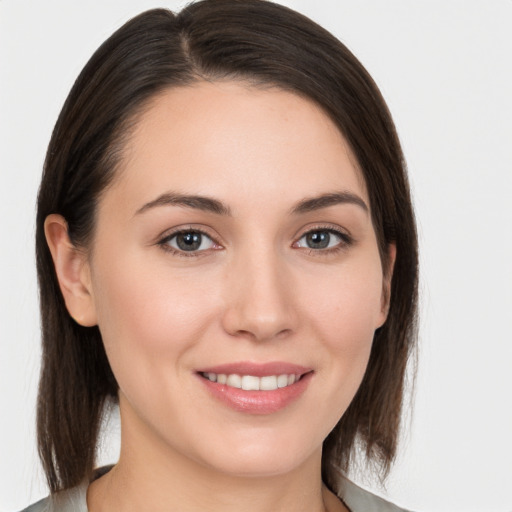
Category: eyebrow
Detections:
[
  {"x1": 135, "y1": 190, "x2": 368, "y2": 217},
  {"x1": 135, "y1": 192, "x2": 232, "y2": 216},
  {"x1": 289, "y1": 191, "x2": 369, "y2": 215}
]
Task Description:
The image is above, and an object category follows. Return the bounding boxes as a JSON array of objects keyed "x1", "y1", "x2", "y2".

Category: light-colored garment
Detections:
[{"x1": 21, "y1": 467, "x2": 411, "y2": 512}]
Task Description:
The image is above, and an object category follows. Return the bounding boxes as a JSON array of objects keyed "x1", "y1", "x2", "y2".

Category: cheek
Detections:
[
  {"x1": 307, "y1": 256, "x2": 384, "y2": 344},
  {"x1": 301, "y1": 255, "x2": 384, "y2": 395},
  {"x1": 89, "y1": 251, "x2": 222, "y2": 385}
]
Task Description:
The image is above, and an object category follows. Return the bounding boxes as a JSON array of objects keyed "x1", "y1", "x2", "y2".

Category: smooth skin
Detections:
[{"x1": 45, "y1": 81, "x2": 395, "y2": 512}]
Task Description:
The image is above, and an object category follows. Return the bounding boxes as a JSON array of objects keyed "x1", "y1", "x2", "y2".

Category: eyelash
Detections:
[
  {"x1": 295, "y1": 225, "x2": 353, "y2": 256},
  {"x1": 157, "y1": 225, "x2": 353, "y2": 258},
  {"x1": 157, "y1": 226, "x2": 219, "y2": 258}
]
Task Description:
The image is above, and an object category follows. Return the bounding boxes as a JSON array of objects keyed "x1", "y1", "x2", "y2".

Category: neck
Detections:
[{"x1": 87, "y1": 398, "x2": 347, "y2": 512}]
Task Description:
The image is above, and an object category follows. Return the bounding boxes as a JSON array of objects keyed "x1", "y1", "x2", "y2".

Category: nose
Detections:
[{"x1": 221, "y1": 249, "x2": 298, "y2": 342}]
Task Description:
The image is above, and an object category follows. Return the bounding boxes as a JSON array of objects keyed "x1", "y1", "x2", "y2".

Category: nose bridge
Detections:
[{"x1": 222, "y1": 241, "x2": 296, "y2": 341}]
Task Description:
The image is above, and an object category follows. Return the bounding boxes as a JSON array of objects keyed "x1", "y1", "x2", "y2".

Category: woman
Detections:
[{"x1": 24, "y1": 1, "x2": 418, "y2": 511}]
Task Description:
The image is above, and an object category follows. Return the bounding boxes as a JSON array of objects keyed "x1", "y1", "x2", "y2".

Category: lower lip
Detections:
[{"x1": 198, "y1": 372, "x2": 313, "y2": 415}]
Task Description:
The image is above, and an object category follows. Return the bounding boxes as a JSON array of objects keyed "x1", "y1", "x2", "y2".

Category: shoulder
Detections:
[
  {"x1": 19, "y1": 466, "x2": 114, "y2": 512},
  {"x1": 19, "y1": 481, "x2": 88, "y2": 512},
  {"x1": 22, "y1": 468, "x2": 411, "y2": 512},
  {"x1": 338, "y1": 477, "x2": 413, "y2": 512},
  {"x1": 19, "y1": 497, "x2": 49, "y2": 512}
]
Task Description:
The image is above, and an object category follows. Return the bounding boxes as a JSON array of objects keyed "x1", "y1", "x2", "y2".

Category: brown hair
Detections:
[{"x1": 36, "y1": 0, "x2": 418, "y2": 495}]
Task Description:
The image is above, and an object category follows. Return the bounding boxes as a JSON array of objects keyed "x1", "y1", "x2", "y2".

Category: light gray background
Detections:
[{"x1": 1, "y1": 1, "x2": 511, "y2": 511}]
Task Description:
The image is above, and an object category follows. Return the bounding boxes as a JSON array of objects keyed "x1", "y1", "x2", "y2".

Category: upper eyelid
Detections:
[
  {"x1": 294, "y1": 223, "x2": 352, "y2": 241},
  {"x1": 156, "y1": 223, "x2": 352, "y2": 250},
  {"x1": 295, "y1": 227, "x2": 352, "y2": 248},
  {"x1": 158, "y1": 225, "x2": 219, "y2": 243},
  {"x1": 162, "y1": 230, "x2": 215, "y2": 244},
  {"x1": 157, "y1": 228, "x2": 221, "y2": 258}
]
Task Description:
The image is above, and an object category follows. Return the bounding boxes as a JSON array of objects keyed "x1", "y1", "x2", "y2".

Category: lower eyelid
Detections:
[
  {"x1": 158, "y1": 228, "x2": 219, "y2": 253},
  {"x1": 157, "y1": 227, "x2": 352, "y2": 256},
  {"x1": 295, "y1": 228, "x2": 352, "y2": 248}
]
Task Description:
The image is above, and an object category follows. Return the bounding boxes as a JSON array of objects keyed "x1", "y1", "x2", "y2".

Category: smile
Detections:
[
  {"x1": 197, "y1": 362, "x2": 313, "y2": 414},
  {"x1": 201, "y1": 372, "x2": 300, "y2": 390}
]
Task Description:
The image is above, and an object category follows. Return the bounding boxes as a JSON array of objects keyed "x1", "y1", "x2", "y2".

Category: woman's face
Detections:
[{"x1": 83, "y1": 81, "x2": 391, "y2": 477}]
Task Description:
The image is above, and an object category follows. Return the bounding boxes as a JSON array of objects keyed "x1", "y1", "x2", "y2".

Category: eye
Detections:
[
  {"x1": 160, "y1": 230, "x2": 217, "y2": 254},
  {"x1": 295, "y1": 228, "x2": 350, "y2": 251}
]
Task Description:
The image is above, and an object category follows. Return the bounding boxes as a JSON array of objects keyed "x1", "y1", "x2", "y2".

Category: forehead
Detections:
[{"x1": 105, "y1": 81, "x2": 368, "y2": 215}]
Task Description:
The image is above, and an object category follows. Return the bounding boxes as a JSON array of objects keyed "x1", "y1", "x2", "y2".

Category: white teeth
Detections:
[
  {"x1": 226, "y1": 374, "x2": 242, "y2": 388},
  {"x1": 241, "y1": 375, "x2": 260, "y2": 390},
  {"x1": 260, "y1": 375, "x2": 278, "y2": 390},
  {"x1": 277, "y1": 374, "x2": 288, "y2": 388},
  {"x1": 203, "y1": 372, "x2": 301, "y2": 390}
]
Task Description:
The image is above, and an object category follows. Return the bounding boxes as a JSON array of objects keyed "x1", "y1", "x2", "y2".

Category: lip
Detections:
[
  {"x1": 196, "y1": 361, "x2": 311, "y2": 377},
  {"x1": 196, "y1": 361, "x2": 313, "y2": 415}
]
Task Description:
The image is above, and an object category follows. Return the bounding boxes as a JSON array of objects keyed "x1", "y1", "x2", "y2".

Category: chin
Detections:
[{"x1": 190, "y1": 431, "x2": 321, "y2": 479}]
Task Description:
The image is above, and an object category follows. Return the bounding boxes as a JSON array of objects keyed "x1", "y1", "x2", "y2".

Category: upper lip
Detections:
[{"x1": 196, "y1": 361, "x2": 312, "y2": 377}]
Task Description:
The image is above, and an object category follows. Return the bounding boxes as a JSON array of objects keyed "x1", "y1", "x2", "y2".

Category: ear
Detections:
[
  {"x1": 44, "y1": 214, "x2": 97, "y2": 327},
  {"x1": 377, "y1": 242, "x2": 396, "y2": 328}
]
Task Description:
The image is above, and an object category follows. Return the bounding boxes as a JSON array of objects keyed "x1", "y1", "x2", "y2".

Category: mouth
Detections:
[
  {"x1": 199, "y1": 372, "x2": 303, "y2": 391},
  {"x1": 196, "y1": 362, "x2": 313, "y2": 414}
]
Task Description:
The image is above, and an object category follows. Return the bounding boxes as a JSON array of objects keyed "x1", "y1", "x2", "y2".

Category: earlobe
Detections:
[
  {"x1": 377, "y1": 242, "x2": 397, "y2": 327},
  {"x1": 44, "y1": 214, "x2": 97, "y2": 327}
]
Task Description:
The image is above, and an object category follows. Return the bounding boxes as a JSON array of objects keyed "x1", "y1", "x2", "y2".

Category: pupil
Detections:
[
  {"x1": 177, "y1": 232, "x2": 201, "y2": 251},
  {"x1": 307, "y1": 231, "x2": 329, "y2": 249}
]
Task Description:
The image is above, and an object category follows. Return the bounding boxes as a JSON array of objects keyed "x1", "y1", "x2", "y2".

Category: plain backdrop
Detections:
[{"x1": 1, "y1": 1, "x2": 511, "y2": 511}]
